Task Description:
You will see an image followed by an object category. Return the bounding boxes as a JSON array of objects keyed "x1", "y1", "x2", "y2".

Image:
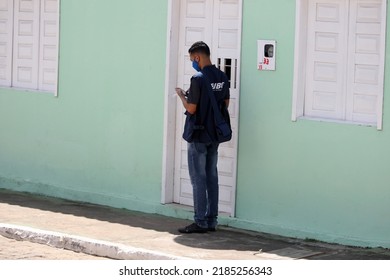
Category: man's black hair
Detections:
[{"x1": 188, "y1": 41, "x2": 210, "y2": 56}]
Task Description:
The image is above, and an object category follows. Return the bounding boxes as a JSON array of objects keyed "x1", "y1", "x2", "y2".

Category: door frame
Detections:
[
  {"x1": 161, "y1": 0, "x2": 180, "y2": 204},
  {"x1": 161, "y1": 0, "x2": 242, "y2": 217}
]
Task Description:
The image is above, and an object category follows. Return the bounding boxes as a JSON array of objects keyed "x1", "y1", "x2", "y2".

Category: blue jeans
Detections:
[{"x1": 187, "y1": 142, "x2": 219, "y2": 228}]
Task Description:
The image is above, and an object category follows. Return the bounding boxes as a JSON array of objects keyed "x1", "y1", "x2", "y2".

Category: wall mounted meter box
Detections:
[{"x1": 257, "y1": 40, "x2": 276, "y2": 71}]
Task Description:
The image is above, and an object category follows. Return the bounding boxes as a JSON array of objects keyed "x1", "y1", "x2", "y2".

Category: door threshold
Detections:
[{"x1": 164, "y1": 203, "x2": 231, "y2": 217}]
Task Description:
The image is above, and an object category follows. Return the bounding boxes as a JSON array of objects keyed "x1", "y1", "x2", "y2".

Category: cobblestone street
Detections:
[{"x1": 0, "y1": 235, "x2": 109, "y2": 260}]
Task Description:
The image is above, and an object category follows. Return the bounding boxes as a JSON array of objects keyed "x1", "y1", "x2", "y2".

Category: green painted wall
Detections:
[
  {"x1": 1, "y1": 0, "x2": 389, "y2": 248},
  {"x1": 235, "y1": 0, "x2": 390, "y2": 247},
  {"x1": 0, "y1": 0, "x2": 168, "y2": 209}
]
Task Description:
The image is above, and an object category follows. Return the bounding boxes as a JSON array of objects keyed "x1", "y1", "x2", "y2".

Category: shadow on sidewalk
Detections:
[
  {"x1": 1, "y1": 188, "x2": 390, "y2": 259},
  {"x1": 0, "y1": 188, "x2": 181, "y2": 235},
  {"x1": 0, "y1": 188, "x2": 304, "y2": 255}
]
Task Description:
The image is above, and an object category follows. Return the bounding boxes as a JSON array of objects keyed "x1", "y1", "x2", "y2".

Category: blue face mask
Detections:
[{"x1": 192, "y1": 60, "x2": 201, "y2": 72}]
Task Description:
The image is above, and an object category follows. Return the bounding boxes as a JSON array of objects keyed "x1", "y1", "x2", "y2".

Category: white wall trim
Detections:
[
  {"x1": 377, "y1": 0, "x2": 388, "y2": 130},
  {"x1": 229, "y1": 0, "x2": 243, "y2": 218},
  {"x1": 291, "y1": 0, "x2": 308, "y2": 122},
  {"x1": 55, "y1": 0, "x2": 61, "y2": 97},
  {"x1": 161, "y1": 0, "x2": 180, "y2": 204}
]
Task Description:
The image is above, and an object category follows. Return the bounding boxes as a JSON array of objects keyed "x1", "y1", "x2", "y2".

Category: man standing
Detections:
[{"x1": 176, "y1": 41, "x2": 230, "y2": 234}]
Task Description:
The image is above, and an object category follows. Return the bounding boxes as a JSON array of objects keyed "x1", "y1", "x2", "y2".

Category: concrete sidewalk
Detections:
[{"x1": 0, "y1": 188, "x2": 389, "y2": 260}]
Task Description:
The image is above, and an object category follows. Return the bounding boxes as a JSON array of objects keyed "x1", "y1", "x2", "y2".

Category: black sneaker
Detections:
[
  {"x1": 178, "y1": 223, "x2": 208, "y2": 234},
  {"x1": 208, "y1": 227, "x2": 216, "y2": 232}
]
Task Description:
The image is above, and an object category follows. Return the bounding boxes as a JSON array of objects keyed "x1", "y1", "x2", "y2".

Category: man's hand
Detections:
[
  {"x1": 175, "y1": 87, "x2": 197, "y2": 114},
  {"x1": 175, "y1": 88, "x2": 186, "y2": 98}
]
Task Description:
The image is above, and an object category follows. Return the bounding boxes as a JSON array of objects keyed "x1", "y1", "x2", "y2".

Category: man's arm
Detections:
[{"x1": 175, "y1": 88, "x2": 197, "y2": 115}]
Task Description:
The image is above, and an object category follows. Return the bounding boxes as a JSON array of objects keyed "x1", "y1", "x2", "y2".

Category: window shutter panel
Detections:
[
  {"x1": 304, "y1": 0, "x2": 349, "y2": 120},
  {"x1": 39, "y1": 0, "x2": 58, "y2": 92},
  {"x1": 346, "y1": 0, "x2": 385, "y2": 125},
  {"x1": 0, "y1": 0, "x2": 14, "y2": 87},
  {"x1": 12, "y1": 0, "x2": 40, "y2": 89}
]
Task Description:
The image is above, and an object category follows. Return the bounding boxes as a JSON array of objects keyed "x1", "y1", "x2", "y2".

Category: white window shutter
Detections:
[
  {"x1": 12, "y1": 0, "x2": 40, "y2": 89},
  {"x1": 0, "y1": 0, "x2": 14, "y2": 87},
  {"x1": 346, "y1": 0, "x2": 385, "y2": 125},
  {"x1": 300, "y1": 0, "x2": 386, "y2": 127},
  {"x1": 39, "y1": 0, "x2": 58, "y2": 92},
  {"x1": 304, "y1": 0, "x2": 349, "y2": 120}
]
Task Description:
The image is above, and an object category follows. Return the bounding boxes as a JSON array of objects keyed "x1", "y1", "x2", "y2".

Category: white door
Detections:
[{"x1": 173, "y1": 0, "x2": 242, "y2": 216}]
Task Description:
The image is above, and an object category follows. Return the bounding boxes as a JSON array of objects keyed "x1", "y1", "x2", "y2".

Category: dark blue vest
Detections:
[{"x1": 183, "y1": 65, "x2": 230, "y2": 143}]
